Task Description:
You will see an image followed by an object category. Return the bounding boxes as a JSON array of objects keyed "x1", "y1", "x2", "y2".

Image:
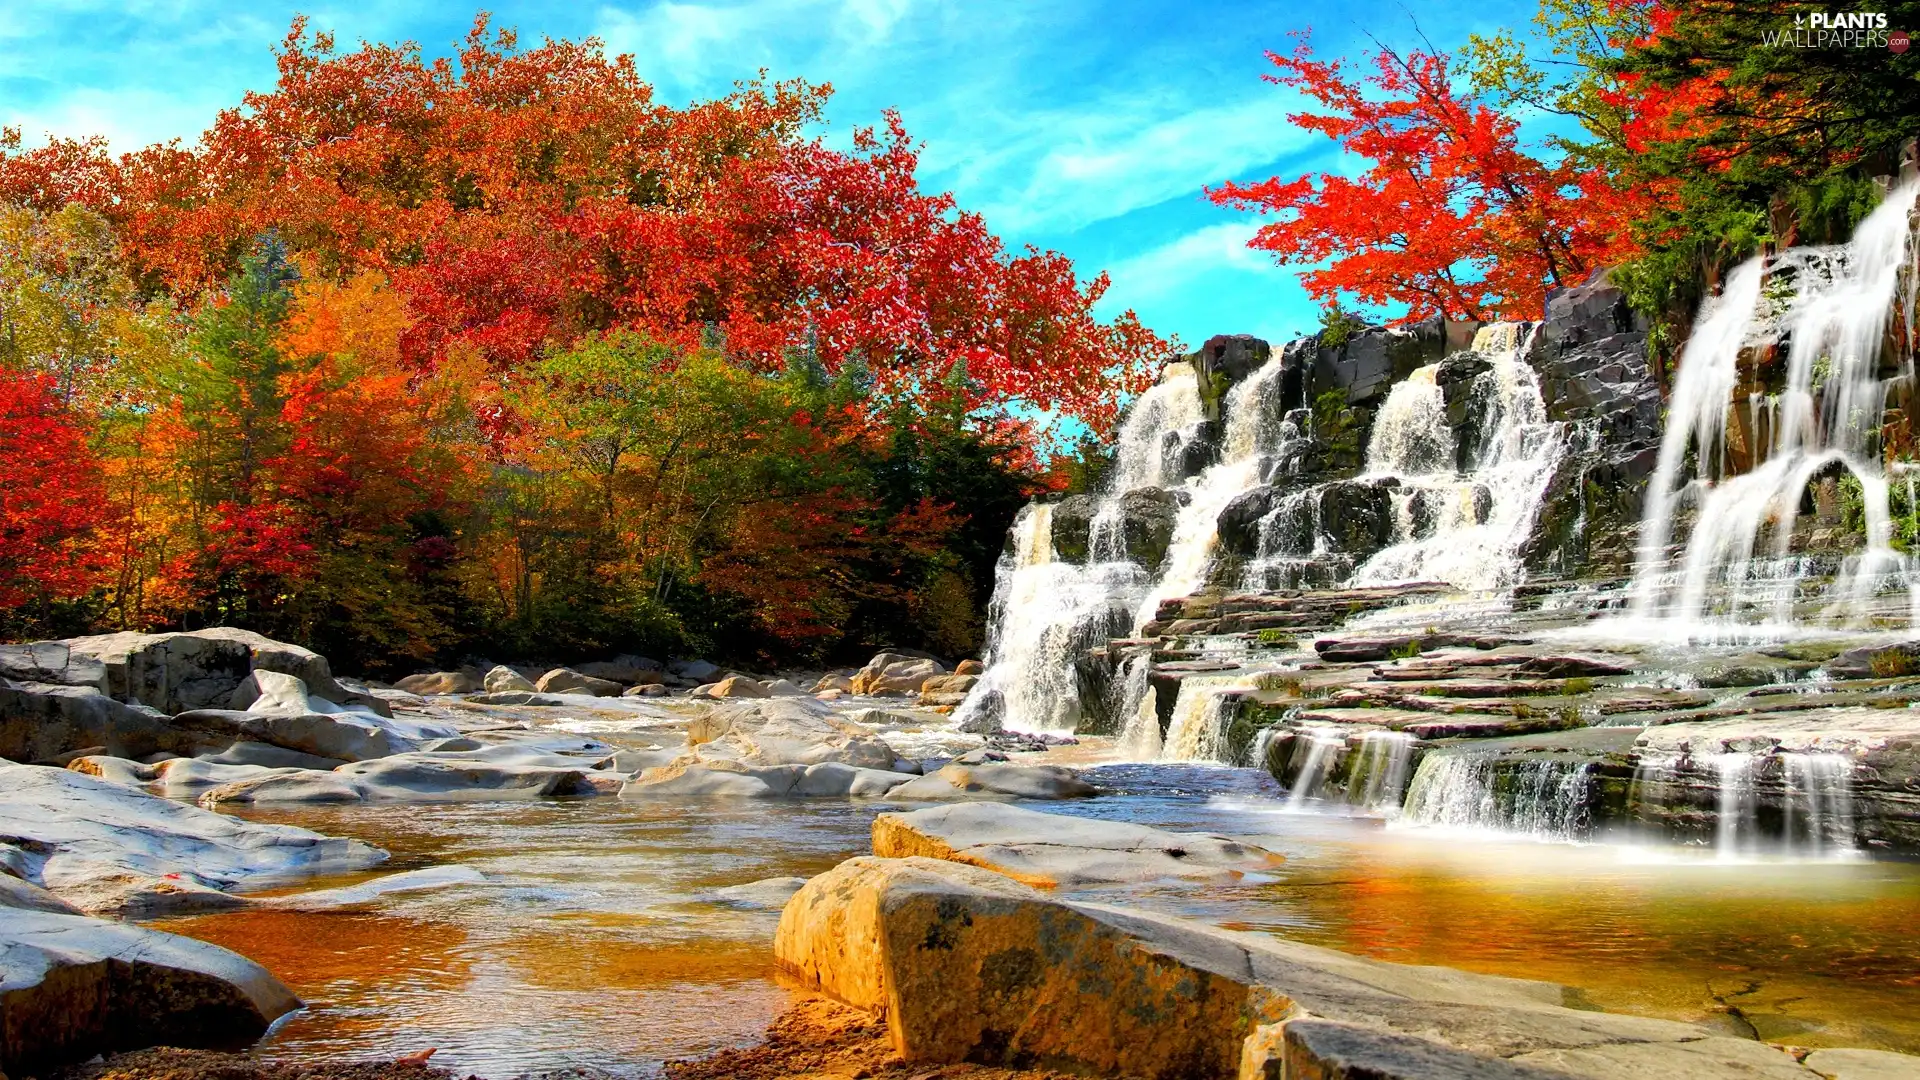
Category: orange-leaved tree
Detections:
[{"x1": 1208, "y1": 33, "x2": 1622, "y2": 324}]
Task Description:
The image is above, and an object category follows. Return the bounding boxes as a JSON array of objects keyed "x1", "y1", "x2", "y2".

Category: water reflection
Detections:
[{"x1": 157, "y1": 763, "x2": 1920, "y2": 1077}]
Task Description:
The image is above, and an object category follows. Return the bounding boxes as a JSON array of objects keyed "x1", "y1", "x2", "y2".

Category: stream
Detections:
[{"x1": 157, "y1": 751, "x2": 1920, "y2": 1078}]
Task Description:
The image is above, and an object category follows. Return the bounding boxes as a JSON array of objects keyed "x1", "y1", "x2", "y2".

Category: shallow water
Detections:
[{"x1": 158, "y1": 762, "x2": 1920, "y2": 1077}]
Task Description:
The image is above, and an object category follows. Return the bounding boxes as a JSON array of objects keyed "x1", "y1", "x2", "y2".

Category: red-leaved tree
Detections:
[
  {"x1": 1208, "y1": 34, "x2": 1621, "y2": 324},
  {"x1": 0, "y1": 370, "x2": 106, "y2": 609}
]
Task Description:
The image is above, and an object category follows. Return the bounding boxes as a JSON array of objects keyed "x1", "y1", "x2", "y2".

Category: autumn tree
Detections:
[
  {"x1": 1208, "y1": 33, "x2": 1616, "y2": 323},
  {"x1": 0, "y1": 370, "x2": 106, "y2": 627}
]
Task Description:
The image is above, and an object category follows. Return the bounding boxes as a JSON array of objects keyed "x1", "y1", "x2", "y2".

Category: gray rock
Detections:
[
  {"x1": 671, "y1": 659, "x2": 722, "y2": 682},
  {"x1": 483, "y1": 664, "x2": 537, "y2": 692},
  {"x1": 64, "y1": 627, "x2": 348, "y2": 712},
  {"x1": 0, "y1": 640, "x2": 106, "y2": 690},
  {"x1": 576, "y1": 656, "x2": 664, "y2": 685},
  {"x1": 872, "y1": 802, "x2": 1284, "y2": 886},
  {"x1": 0, "y1": 679, "x2": 180, "y2": 764},
  {"x1": 1800, "y1": 1048, "x2": 1920, "y2": 1079},
  {"x1": 169, "y1": 706, "x2": 456, "y2": 762},
  {"x1": 198, "y1": 739, "x2": 347, "y2": 770},
  {"x1": 0, "y1": 909, "x2": 302, "y2": 1076},
  {"x1": 882, "y1": 762, "x2": 1100, "y2": 801},
  {"x1": 63, "y1": 755, "x2": 160, "y2": 788},
  {"x1": 689, "y1": 698, "x2": 898, "y2": 770},
  {"x1": 0, "y1": 763, "x2": 385, "y2": 916},
  {"x1": 198, "y1": 751, "x2": 605, "y2": 805},
  {"x1": 619, "y1": 759, "x2": 912, "y2": 799}
]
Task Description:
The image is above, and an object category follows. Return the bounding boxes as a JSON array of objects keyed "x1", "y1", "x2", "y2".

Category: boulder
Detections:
[
  {"x1": 64, "y1": 755, "x2": 160, "y2": 788},
  {"x1": 63, "y1": 628, "x2": 348, "y2": 711},
  {"x1": 394, "y1": 670, "x2": 478, "y2": 695},
  {"x1": 955, "y1": 659, "x2": 985, "y2": 676},
  {"x1": 467, "y1": 690, "x2": 567, "y2": 706},
  {"x1": 689, "y1": 699, "x2": 898, "y2": 770},
  {"x1": 0, "y1": 909, "x2": 302, "y2": 1076},
  {"x1": 483, "y1": 665, "x2": 536, "y2": 693},
  {"x1": 763, "y1": 678, "x2": 810, "y2": 697},
  {"x1": 622, "y1": 684, "x2": 670, "y2": 698},
  {"x1": 776, "y1": 856, "x2": 1831, "y2": 1080},
  {"x1": 0, "y1": 679, "x2": 179, "y2": 764},
  {"x1": 812, "y1": 673, "x2": 855, "y2": 694},
  {"x1": 882, "y1": 763, "x2": 1100, "y2": 802},
  {"x1": 198, "y1": 746, "x2": 609, "y2": 805},
  {"x1": 620, "y1": 759, "x2": 913, "y2": 799},
  {"x1": 198, "y1": 740, "x2": 346, "y2": 770},
  {"x1": 534, "y1": 667, "x2": 623, "y2": 696},
  {"x1": 169, "y1": 707, "x2": 456, "y2": 762},
  {"x1": 870, "y1": 803, "x2": 1284, "y2": 887},
  {"x1": 671, "y1": 659, "x2": 722, "y2": 683},
  {"x1": 575, "y1": 656, "x2": 664, "y2": 685},
  {"x1": 707, "y1": 674, "x2": 772, "y2": 699},
  {"x1": 851, "y1": 654, "x2": 946, "y2": 696},
  {"x1": 0, "y1": 641, "x2": 106, "y2": 690},
  {"x1": 0, "y1": 764, "x2": 384, "y2": 916}
]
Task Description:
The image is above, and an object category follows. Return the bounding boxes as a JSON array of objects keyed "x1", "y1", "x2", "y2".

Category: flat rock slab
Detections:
[
  {"x1": 882, "y1": 763, "x2": 1100, "y2": 801},
  {"x1": 0, "y1": 909, "x2": 301, "y2": 1076},
  {"x1": 871, "y1": 803, "x2": 1284, "y2": 887},
  {"x1": 0, "y1": 764, "x2": 385, "y2": 916},
  {"x1": 1634, "y1": 707, "x2": 1920, "y2": 756},
  {"x1": 196, "y1": 754, "x2": 604, "y2": 805},
  {"x1": 775, "y1": 856, "x2": 1853, "y2": 1080},
  {"x1": 619, "y1": 759, "x2": 914, "y2": 799}
]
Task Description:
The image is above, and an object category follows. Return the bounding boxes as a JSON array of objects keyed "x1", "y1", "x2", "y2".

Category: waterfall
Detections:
[
  {"x1": 1114, "y1": 654, "x2": 1163, "y2": 759},
  {"x1": 1783, "y1": 753, "x2": 1858, "y2": 856},
  {"x1": 1161, "y1": 676, "x2": 1241, "y2": 762},
  {"x1": 1630, "y1": 180, "x2": 1920, "y2": 630},
  {"x1": 1135, "y1": 357, "x2": 1296, "y2": 629},
  {"x1": 953, "y1": 369, "x2": 1206, "y2": 733},
  {"x1": 1283, "y1": 730, "x2": 1343, "y2": 808},
  {"x1": 1713, "y1": 753, "x2": 1758, "y2": 858},
  {"x1": 1350, "y1": 730, "x2": 1417, "y2": 810},
  {"x1": 1400, "y1": 754, "x2": 1595, "y2": 841},
  {"x1": 1350, "y1": 326, "x2": 1566, "y2": 590}
]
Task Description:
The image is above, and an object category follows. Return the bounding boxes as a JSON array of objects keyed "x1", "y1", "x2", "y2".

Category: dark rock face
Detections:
[
  {"x1": 1192, "y1": 333, "x2": 1274, "y2": 392},
  {"x1": 1520, "y1": 273, "x2": 1664, "y2": 576},
  {"x1": 1317, "y1": 478, "x2": 1399, "y2": 556},
  {"x1": 1117, "y1": 488, "x2": 1180, "y2": 570},
  {"x1": 1217, "y1": 486, "x2": 1280, "y2": 558},
  {"x1": 1048, "y1": 495, "x2": 1097, "y2": 563},
  {"x1": 1307, "y1": 320, "x2": 1446, "y2": 408}
]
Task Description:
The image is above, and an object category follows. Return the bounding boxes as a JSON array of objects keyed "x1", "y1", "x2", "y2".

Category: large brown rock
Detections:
[
  {"x1": 534, "y1": 668, "x2": 624, "y2": 697},
  {"x1": 850, "y1": 654, "x2": 945, "y2": 696},
  {"x1": 395, "y1": 670, "x2": 478, "y2": 695},
  {"x1": 774, "y1": 856, "x2": 1841, "y2": 1080}
]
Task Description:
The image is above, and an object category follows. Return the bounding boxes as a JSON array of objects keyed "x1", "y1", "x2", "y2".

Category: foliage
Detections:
[
  {"x1": 1316, "y1": 300, "x2": 1368, "y2": 350},
  {"x1": 0, "y1": 369, "x2": 106, "y2": 614},
  {"x1": 1312, "y1": 390, "x2": 1360, "y2": 455},
  {"x1": 1207, "y1": 32, "x2": 1619, "y2": 323},
  {"x1": 1388, "y1": 640, "x2": 1424, "y2": 661},
  {"x1": 0, "y1": 19, "x2": 1165, "y2": 668}
]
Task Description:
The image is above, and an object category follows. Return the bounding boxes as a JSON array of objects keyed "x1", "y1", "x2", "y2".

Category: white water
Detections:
[
  {"x1": 1349, "y1": 324, "x2": 1566, "y2": 590},
  {"x1": 1714, "y1": 753, "x2": 1758, "y2": 858},
  {"x1": 1630, "y1": 180, "x2": 1920, "y2": 631},
  {"x1": 1351, "y1": 730, "x2": 1417, "y2": 810},
  {"x1": 1783, "y1": 752, "x2": 1858, "y2": 856},
  {"x1": 1400, "y1": 754, "x2": 1595, "y2": 841},
  {"x1": 1161, "y1": 675, "x2": 1243, "y2": 762},
  {"x1": 954, "y1": 368, "x2": 1208, "y2": 733},
  {"x1": 1283, "y1": 730, "x2": 1344, "y2": 808}
]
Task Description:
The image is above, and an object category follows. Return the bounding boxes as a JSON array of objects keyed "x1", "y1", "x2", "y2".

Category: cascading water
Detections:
[
  {"x1": 1161, "y1": 675, "x2": 1242, "y2": 762},
  {"x1": 1629, "y1": 180, "x2": 1920, "y2": 630},
  {"x1": 953, "y1": 368, "x2": 1207, "y2": 733},
  {"x1": 1400, "y1": 753, "x2": 1595, "y2": 841},
  {"x1": 1350, "y1": 730, "x2": 1417, "y2": 810},
  {"x1": 1783, "y1": 753, "x2": 1858, "y2": 856},
  {"x1": 1349, "y1": 324, "x2": 1567, "y2": 590},
  {"x1": 1134, "y1": 356, "x2": 1297, "y2": 629},
  {"x1": 1282, "y1": 729, "x2": 1344, "y2": 808},
  {"x1": 1713, "y1": 753, "x2": 1759, "y2": 858}
]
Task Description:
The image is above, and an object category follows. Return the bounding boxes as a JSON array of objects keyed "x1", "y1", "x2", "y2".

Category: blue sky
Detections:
[{"x1": 1, "y1": 0, "x2": 1543, "y2": 350}]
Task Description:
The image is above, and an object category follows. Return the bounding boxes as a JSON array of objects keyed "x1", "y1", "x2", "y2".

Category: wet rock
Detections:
[
  {"x1": 1048, "y1": 493, "x2": 1098, "y2": 563},
  {"x1": 483, "y1": 665, "x2": 536, "y2": 692},
  {"x1": 1216, "y1": 485, "x2": 1279, "y2": 558},
  {"x1": 1515, "y1": 655, "x2": 1633, "y2": 678},
  {"x1": 1826, "y1": 641, "x2": 1920, "y2": 679},
  {"x1": 882, "y1": 763, "x2": 1099, "y2": 801},
  {"x1": 0, "y1": 763, "x2": 385, "y2": 916},
  {"x1": 0, "y1": 908, "x2": 302, "y2": 1076},
  {"x1": 1315, "y1": 633, "x2": 1525, "y2": 663},
  {"x1": 871, "y1": 803, "x2": 1284, "y2": 887},
  {"x1": 467, "y1": 690, "x2": 567, "y2": 706},
  {"x1": 0, "y1": 680, "x2": 178, "y2": 764},
  {"x1": 1310, "y1": 322, "x2": 1445, "y2": 408},
  {"x1": 1317, "y1": 478, "x2": 1399, "y2": 555},
  {"x1": 688, "y1": 698, "x2": 899, "y2": 771},
  {"x1": 535, "y1": 668, "x2": 624, "y2": 697},
  {"x1": 395, "y1": 670, "x2": 478, "y2": 695},
  {"x1": 1117, "y1": 487, "x2": 1180, "y2": 569},
  {"x1": 168, "y1": 706, "x2": 456, "y2": 763},
  {"x1": 618, "y1": 759, "x2": 912, "y2": 799}
]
